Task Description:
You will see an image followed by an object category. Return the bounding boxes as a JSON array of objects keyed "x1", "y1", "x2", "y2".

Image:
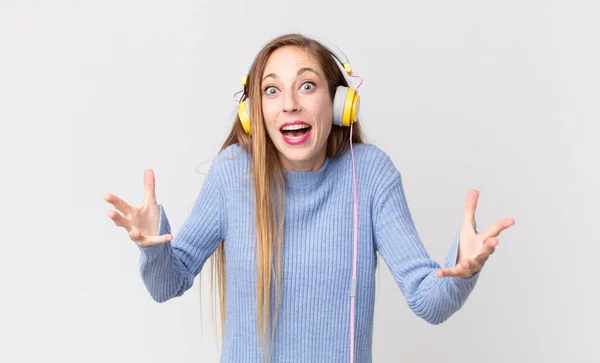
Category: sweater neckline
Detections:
[{"x1": 283, "y1": 157, "x2": 332, "y2": 189}]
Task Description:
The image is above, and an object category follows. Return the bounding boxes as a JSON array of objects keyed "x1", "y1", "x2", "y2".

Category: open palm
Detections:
[
  {"x1": 438, "y1": 189, "x2": 515, "y2": 278},
  {"x1": 104, "y1": 169, "x2": 172, "y2": 247}
]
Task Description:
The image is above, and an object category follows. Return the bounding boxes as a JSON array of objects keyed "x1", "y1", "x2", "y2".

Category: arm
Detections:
[
  {"x1": 138, "y1": 162, "x2": 225, "y2": 303},
  {"x1": 373, "y1": 174, "x2": 479, "y2": 325}
]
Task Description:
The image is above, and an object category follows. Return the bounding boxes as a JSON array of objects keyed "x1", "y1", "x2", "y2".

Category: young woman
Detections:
[{"x1": 104, "y1": 33, "x2": 514, "y2": 363}]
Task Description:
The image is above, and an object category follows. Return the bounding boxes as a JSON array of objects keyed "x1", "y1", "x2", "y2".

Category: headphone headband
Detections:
[
  {"x1": 240, "y1": 38, "x2": 353, "y2": 88},
  {"x1": 319, "y1": 40, "x2": 353, "y2": 75}
]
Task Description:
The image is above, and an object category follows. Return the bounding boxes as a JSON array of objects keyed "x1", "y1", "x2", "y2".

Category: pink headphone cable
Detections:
[{"x1": 349, "y1": 121, "x2": 358, "y2": 363}]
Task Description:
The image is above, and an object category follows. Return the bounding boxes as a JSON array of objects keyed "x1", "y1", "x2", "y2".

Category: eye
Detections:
[
  {"x1": 301, "y1": 81, "x2": 316, "y2": 91},
  {"x1": 264, "y1": 86, "x2": 278, "y2": 95}
]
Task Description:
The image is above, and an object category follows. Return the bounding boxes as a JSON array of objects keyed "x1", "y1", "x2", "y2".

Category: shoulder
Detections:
[
  {"x1": 337, "y1": 143, "x2": 400, "y2": 182},
  {"x1": 204, "y1": 144, "x2": 252, "y2": 190},
  {"x1": 216, "y1": 143, "x2": 249, "y2": 162},
  {"x1": 349, "y1": 143, "x2": 393, "y2": 162},
  {"x1": 328, "y1": 143, "x2": 402, "y2": 204},
  {"x1": 210, "y1": 144, "x2": 251, "y2": 171}
]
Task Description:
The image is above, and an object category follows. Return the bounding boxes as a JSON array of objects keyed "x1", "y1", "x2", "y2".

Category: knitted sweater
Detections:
[{"x1": 138, "y1": 143, "x2": 480, "y2": 362}]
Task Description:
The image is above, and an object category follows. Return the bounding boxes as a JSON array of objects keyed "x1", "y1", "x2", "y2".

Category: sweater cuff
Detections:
[{"x1": 444, "y1": 231, "x2": 461, "y2": 268}]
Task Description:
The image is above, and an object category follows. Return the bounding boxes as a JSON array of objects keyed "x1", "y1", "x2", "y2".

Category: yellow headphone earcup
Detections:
[
  {"x1": 333, "y1": 86, "x2": 359, "y2": 127},
  {"x1": 350, "y1": 93, "x2": 359, "y2": 124},
  {"x1": 238, "y1": 99, "x2": 251, "y2": 135},
  {"x1": 342, "y1": 88, "x2": 359, "y2": 127}
]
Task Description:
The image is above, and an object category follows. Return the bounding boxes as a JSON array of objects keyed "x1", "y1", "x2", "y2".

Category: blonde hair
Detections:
[{"x1": 202, "y1": 33, "x2": 365, "y2": 362}]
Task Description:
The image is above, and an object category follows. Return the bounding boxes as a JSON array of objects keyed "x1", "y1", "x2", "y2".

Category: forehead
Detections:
[{"x1": 263, "y1": 46, "x2": 323, "y2": 75}]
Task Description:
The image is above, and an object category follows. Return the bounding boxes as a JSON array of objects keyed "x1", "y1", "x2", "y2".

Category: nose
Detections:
[
  {"x1": 282, "y1": 92, "x2": 300, "y2": 113},
  {"x1": 283, "y1": 104, "x2": 300, "y2": 113}
]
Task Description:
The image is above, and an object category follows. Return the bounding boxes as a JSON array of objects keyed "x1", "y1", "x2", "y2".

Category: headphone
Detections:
[{"x1": 237, "y1": 40, "x2": 360, "y2": 135}]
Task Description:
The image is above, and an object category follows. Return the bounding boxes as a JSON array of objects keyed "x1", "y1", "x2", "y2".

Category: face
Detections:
[{"x1": 261, "y1": 46, "x2": 333, "y2": 172}]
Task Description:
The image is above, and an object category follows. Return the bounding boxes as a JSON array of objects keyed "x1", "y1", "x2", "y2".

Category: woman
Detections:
[{"x1": 104, "y1": 33, "x2": 514, "y2": 362}]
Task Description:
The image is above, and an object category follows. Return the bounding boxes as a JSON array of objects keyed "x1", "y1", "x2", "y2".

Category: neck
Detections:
[{"x1": 279, "y1": 151, "x2": 327, "y2": 172}]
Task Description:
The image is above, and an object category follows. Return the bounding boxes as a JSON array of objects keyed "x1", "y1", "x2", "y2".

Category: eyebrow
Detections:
[{"x1": 262, "y1": 67, "x2": 320, "y2": 83}]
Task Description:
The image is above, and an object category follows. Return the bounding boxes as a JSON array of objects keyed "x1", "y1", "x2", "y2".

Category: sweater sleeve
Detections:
[
  {"x1": 373, "y1": 172, "x2": 480, "y2": 325},
  {"x1": 137, "y1": 160, "x2": 225, "y2": 303}
]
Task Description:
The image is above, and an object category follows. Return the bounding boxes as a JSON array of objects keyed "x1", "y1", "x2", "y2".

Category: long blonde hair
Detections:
[{"x1": 202, "y1": 33, "x2": 365, "y2": 361}]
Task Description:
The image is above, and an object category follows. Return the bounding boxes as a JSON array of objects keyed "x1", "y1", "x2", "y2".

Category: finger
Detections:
[
  {"x1": 473, "y1": 237, "x2": 498, "y2": 265},
  {"x1": 438, "y1": 267, "x2": 470, "y2": 278},
  {"x1": 480, "y1": 218, "x2": 515, "y2": 239},
  {"x1": 129, "y1": 228, "x2": 172, "y2": 247},
  {"x1": 437, "y1": 260, "x2": 475, "y2": 278},
  {"x1": 107, "y1": 209, "x2": 131, "y2": 231},
  {"x1": 144, "y1": 169, "x2": 157, "y2": 205},
  {"x1": 478, "y1": 236, "x2": 498, "y2": 255},
  {"x1": 129, "y1": 228, "x2": 172, "y2": 246},
  {"x1": 484, "y1": 236, "x2": 499, "y2": 248},
  {"x1": 104, "y1": 193, "x2": 132, "y2": 215},
  {"x1": 462, "y1": 189, "x2": 479, "y2": 232},
  {"x1": 473, "y1": 252, "x2": 490, "y2": 267}
]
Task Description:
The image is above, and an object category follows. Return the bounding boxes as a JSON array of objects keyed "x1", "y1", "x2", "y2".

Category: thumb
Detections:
[
  {"x1": 144, "y1": 169, "x2": 157, "y2": 205},
  {"x1": 462, "y1": 189, "x2": 478, "y2": 231}
]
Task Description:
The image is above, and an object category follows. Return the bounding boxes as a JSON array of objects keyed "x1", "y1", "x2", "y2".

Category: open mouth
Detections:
[{"x1": 280, "y1": 124, "x2": 312, "y2": 139}]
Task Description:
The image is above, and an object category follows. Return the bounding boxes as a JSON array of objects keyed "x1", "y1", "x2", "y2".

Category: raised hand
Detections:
[
  {"x1": 104, "y1": 169, "x2": 173, "y2": 247},
  {"x1": 437, "y1": 189, "x2": 515, "y2": 278}
]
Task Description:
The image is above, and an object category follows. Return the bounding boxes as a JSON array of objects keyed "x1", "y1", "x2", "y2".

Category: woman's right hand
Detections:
[{"x1": 104, "y1": 169, "x2": 173, "y2": 247}]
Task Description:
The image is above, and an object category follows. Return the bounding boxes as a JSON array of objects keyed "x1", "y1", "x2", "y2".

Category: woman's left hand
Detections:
[{"x1": 437, "y1": 189, "x2": 515, "y2": 278}]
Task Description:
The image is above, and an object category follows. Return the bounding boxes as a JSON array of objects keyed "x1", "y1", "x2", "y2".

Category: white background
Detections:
[{"x1": 0, "y1": 0, "x2": 598, "y2": 362}]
